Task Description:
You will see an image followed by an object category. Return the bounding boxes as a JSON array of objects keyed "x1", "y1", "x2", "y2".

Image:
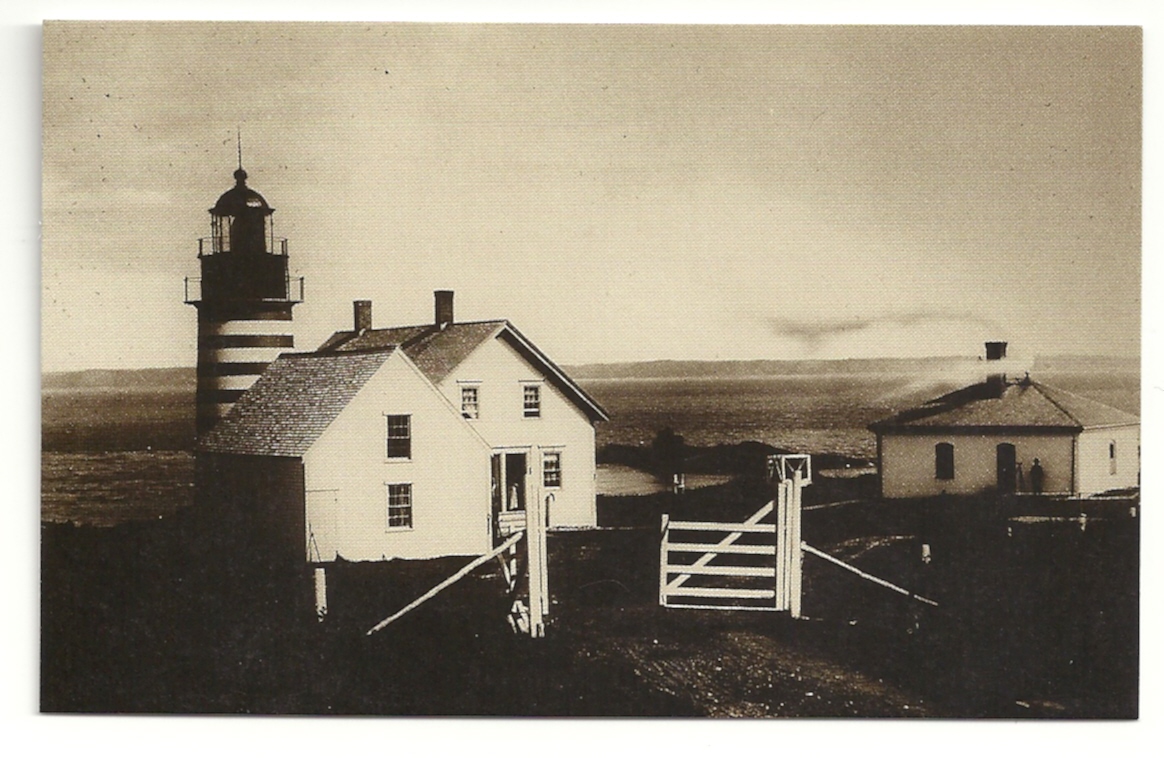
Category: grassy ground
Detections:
[{"x1": 41, "y1": 476, "x2": 1138, "y2": 717}]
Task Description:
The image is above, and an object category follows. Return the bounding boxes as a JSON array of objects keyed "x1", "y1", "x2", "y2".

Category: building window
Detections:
[
  {"x1": 523, "y1": 385, "x2": 541, "y2": 418},
  {"x1": 935, "y1": 442, "x2": 955, "y2": 480},
  {"x1": 386, "y1": 483, "x2": 413, "y2": 529},
  {"x1": 543, "y1": 451, "x2": 562, "y2": 488},
  {"x1": 1110, "y1": 441, "x2": 1117, "y2": 475},
  {"x1": 386, "y1": 415, "x2": 411, "y2": 459},
  {"x1": 461, "y1": 386, "x2": 479, "y2": 419}
]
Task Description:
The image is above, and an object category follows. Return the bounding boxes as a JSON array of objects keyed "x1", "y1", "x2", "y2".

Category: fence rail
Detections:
[{"x1": 666, "y1": 521, "x2": 777, "y2": 533}]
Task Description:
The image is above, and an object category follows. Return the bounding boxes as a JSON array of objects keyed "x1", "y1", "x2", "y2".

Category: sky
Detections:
[{"x1": 40, "y1": 22, "x2": 1141, "y2": 371}]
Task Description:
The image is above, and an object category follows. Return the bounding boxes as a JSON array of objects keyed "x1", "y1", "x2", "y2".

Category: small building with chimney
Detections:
[
  {"x1": 869, "y1": 342, "x2": 1140, "y2": 499},
  {"x1": 197, "y1": 291, "x2": 609, "y2": 567}
]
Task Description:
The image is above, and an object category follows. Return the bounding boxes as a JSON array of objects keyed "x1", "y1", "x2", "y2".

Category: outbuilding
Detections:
[{"x1": 869, "y1": 349, "x2": 1139, "y2": 499}]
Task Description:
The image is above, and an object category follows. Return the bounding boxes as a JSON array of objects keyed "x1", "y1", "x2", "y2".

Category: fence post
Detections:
[
  {"x1": 314, "y1": 566, "x2": 328, "y2": 621},
  {"x1": 659, "y1": 514, "x2": 670, "y2": 606}
]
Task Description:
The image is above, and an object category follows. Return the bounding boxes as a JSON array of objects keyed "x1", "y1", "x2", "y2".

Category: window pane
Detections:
[
  {"x1": 523, "y1": 385, "x2": 540, "y2": 417},
  {"x1": 386, "y1": 415, "x2": 411, "y2": 459},
  {"x1": 461, "y1": 386, "x2": 479, "y2": 419},
  {"x1": 387, "y1": 483, "x2": 412, "y2": 529},
  {"x1": 543, "y1": 452, "x2": 562, "y2": 487}
]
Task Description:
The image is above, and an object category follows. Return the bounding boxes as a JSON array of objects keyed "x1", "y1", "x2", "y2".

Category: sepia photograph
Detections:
[{"x1": 37, "y1": 16, "x2": 1143, "y2": 723}]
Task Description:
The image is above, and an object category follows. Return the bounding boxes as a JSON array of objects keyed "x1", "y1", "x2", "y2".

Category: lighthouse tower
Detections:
[{"x1": 186, "y1": 166, "x2": 302, "y2": 437}]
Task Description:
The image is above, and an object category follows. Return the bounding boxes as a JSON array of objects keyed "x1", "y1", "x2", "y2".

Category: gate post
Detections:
[
  {"x1": 526, "y1": 449, "x2": 548, "y2": 638},
  {"x1": 789, "y1": 469, "x2": 803, "y2": 619},
  {"x1": 775, "y1": 480, "x2": 789, "y2": 611}
]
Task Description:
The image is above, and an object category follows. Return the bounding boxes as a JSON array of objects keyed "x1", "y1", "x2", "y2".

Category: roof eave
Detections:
[
  {"x1": 1077, "y1": 421, "x2": 1141, "y2": 431},
  {"x1": 872, "y1": 424, "x2": 1083, "y2": 436}
]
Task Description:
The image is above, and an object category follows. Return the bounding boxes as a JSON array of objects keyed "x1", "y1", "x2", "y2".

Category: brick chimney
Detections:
[
  {"x1": 985, "y1": 341, "x2": 1007, "y2": 396},
  {"x1": 435, "y1": 290, "x2": 454, "y2": 330},
  {"x1": 354, "y1": 300, "x2": 372, "y2": 332}
]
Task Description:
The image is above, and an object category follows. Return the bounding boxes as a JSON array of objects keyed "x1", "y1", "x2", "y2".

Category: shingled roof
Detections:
[
  {"x1": 869, "y1": 379, "x2": 1139, "y2": 433},
  {"x1": 321, "y1": 320, "x2": 507, "y2": 383},
  {"x1": 319, "y1": 320, "x2": 609, "y2": 422},
  {"x1": 199, "y1": 347, "x2": 395, "y2": 457}
]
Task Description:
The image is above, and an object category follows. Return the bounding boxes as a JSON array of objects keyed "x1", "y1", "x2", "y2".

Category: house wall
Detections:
[
  {"x1": 1076, "y1": 425, "x2": 1140, "y2": 495},
  {"x1": 436, "y1": 335, "x2": 598, "y2": 528},
  {"x1": 879, "y1": 431, "x2": 1075, "y2": 498},
  {"x1": 303, "y1": 352, "x2": 492, "y2": 562}
]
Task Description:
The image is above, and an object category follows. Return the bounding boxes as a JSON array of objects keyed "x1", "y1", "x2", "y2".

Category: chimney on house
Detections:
[
  {"x1": 985, "y1": 341, "x2": 1008, "y2": 396},
  {"x1": 435, "y1": 290, "x2": 454, "y2": 330},
  {"x1": 354, "y1": 300, "x2": 372, "y2": 333}
]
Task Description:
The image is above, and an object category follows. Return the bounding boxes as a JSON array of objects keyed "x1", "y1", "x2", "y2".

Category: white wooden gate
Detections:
[{"x1": 660, "y1": 465, "x2": 806, "y2": 616}]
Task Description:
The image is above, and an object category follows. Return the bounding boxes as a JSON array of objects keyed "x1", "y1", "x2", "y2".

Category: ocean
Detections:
[{"x1": 41, "y1": 361, "x2": 1139, "y2": 526}]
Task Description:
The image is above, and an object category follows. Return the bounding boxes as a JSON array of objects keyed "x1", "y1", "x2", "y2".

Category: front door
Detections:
[{"x1": 996, "y1": 443, "x2": 1017, "y2": 494}]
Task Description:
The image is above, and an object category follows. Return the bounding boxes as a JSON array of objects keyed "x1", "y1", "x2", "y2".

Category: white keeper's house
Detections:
[
  {"x1": 869, "y1": 342, "x2": 1139, "y2": 499},
  {"x1": 198, "y1": 291, "x2": 609, "y2": 564}
]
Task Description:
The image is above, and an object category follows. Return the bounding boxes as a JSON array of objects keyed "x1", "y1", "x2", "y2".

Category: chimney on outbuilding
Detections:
[
  {"x1": 435, "y1": 290, "x2": 454, "y2": 330},
  {"x1": 985, "y1": 340, "x2": 1008, "y2": 397},
  {"x1": 354, "y1": 300, "x2": 372, "y2": 333}
]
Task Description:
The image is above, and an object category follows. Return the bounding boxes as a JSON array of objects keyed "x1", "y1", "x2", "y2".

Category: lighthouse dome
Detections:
[{"x1": 210, "y1": 168, "x2": 273, "y2": 216}]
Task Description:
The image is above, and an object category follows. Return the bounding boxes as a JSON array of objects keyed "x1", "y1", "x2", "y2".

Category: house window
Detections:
[
  {"x1": 543, "y1": 451, "x2": 562, "y2": 488},
  {"x1": 935, "y1": 442, "x2": 955, "y2": 480},
  {"x1": 386, "y1": 415, "x2": 411, "y2": 459},
  {"x1": 523, "y1": 385, "x2": 541, "y2": 418},
  {"x1": 386, "y1": 483, "x2": 413, "y2": 529},
  {"x1": 461, "y1": 386, "x2": 479, "y2": 419},
  {"x1": 1110, "y1": 441, "x2": 1117, "y2": 475}
]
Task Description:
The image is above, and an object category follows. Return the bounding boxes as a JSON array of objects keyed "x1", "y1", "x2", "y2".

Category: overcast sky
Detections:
[{"x1": 41, "y1": 22, "x2": 1140, "y2": 371}]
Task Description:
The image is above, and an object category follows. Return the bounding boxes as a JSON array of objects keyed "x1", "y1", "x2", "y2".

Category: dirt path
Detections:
[{"x1": 564, "y1": 606, "x2": 932, "y2": 717}]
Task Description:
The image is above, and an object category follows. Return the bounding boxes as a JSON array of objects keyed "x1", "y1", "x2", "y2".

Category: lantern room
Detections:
[{"x1": 206, "y1": 167, "x2": 278, "y2": 255}]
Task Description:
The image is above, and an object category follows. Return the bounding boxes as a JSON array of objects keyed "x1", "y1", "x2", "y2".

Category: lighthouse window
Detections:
[
  {"x1": 1110, "y1": 441, "x2": 1117, "y2": 475},
  {"x1": 935, "y1": 443, "x2": 955, "y2": 480},
  {"x1": 385, "y1": 415, "x2": 411, "y2": 459},
  {"x1": 386, "y1": 483, "x2": 413, "y2": 529}
]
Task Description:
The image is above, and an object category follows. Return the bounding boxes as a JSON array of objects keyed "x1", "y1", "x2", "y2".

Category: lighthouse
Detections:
[{"x1": 186, "y1": 166, "x2": 303, "y2": 437}]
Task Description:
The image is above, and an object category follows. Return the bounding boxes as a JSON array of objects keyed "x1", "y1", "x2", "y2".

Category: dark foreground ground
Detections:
[{"x1": 41, "y1": 476, "x2": 1138, "y2": 717}]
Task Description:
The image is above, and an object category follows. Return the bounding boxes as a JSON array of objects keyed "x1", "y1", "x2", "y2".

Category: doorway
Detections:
[
  {"x1": 491, "y1": 451, "x2": 529, "y2": 545},
  {"x1": 505, "y1": 453, "x2": 527, "y2": 511},
  {"x1": 491, "y1": 452, "x2": 528, "y2": 515},
  {"x1": 996, "y1": 443, "x2": 1017, "y2": 494}
]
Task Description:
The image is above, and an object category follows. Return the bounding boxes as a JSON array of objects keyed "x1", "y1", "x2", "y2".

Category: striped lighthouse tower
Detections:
[{"x1": 186, "y1": 165, "x2": 303, "y2": 437}]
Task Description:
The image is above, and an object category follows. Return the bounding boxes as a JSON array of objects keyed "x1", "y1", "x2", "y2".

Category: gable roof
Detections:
[
  {"x1": 320, "y1": 320, "x2": 609, "y2": 422},
  {"x1": 869, "y1": 379, "x2": 1139, "y2": 434},
  {"x1": 199, "y1": 347, "x2": 395, "y2": 457}
]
